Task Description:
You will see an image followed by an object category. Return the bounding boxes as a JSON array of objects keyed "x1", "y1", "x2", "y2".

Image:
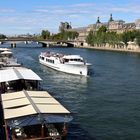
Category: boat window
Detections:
[
  {"x1": 64, "y1": 59, "x2": 69, "y2": 62},
  {"x1": 46, "y1": 58, "x2": 54, "y2": 64},
  {"x1": 71, "y1": 59, "x2": 83, "y2": 62}
]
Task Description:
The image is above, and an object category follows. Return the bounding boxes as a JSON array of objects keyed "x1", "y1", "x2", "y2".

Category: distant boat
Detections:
[
  {"x1": 39, "y1": 51, "x2": 92, "y2": 76},
  {"x1": 0, "y1": 48, "x2": 21, "y2": 67},
  {"x1": 0, "y1": 66, "x2": 42, "y2": 93}
]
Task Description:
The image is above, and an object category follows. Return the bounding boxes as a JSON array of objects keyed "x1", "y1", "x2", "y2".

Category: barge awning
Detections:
[
  {"x1": 6, "y1": 115, "x2": 73, "y2": 127},
  {"x1": 0, "y1": 67, "x2": 42, "y2": 83},
  {"x1": 1, "y1": 90, "x2": 70, "y2": 120}
]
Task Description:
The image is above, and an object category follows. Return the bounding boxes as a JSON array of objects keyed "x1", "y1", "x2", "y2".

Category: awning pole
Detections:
[
  {"x1": 41, "y1": 124, "x2": 44, "y2": 137},
  {"x1": 4, "y1": 121, "x2": 9, "y2": 140}
]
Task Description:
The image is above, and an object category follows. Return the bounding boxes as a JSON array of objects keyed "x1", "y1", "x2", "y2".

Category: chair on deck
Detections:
[{"x1": 14, "y1": 127, "x2": 27, "y2": 138}]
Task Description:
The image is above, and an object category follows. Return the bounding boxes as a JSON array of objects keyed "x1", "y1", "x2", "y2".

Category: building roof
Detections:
[
  {"x1": 1, "y1": 90, "x2": 70, "y2": 120},
  {"x1": 0, "y1": 67, "x2": 42, "y2": 83},
  {"x1": 67, "y1": 27, "x2": 87, "y2": 33}
]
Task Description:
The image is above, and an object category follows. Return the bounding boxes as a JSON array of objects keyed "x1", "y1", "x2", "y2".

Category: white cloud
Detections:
[
  {"x1": 34, "y1": 9, "x2": 49, "y2": 13},
  {"x1": 0, "y1": 2, "x2": 140, "y2": 35},
  {"x1": 0, "y1": 8, "x2": 15, "y2": 13}
]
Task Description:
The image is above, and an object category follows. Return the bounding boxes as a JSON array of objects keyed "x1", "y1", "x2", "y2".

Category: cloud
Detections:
[
  {"x1": 0, "y1": 8, "x2": 15, "y2": 13},
  {"x1": 0, "y1": 1, "x2": 140, "y2": 35},
  {"x1": 0, "y1": 17, "x2": 17, "y2": 24},
  {"x1": 34, "y1": 9, "x2": 49, "y2": 13},
  {"x1": 70, "y1": 3, "x2": 96, "y2": 8}
]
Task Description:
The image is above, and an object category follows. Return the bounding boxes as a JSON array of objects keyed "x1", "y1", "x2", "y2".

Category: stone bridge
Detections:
[{"x1": 0, "y1": 38, "x2": 86, "y2": 48}]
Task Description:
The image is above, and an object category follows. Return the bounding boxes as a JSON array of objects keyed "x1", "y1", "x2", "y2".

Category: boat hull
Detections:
[{"x1": 39, "y1": 59, "x2": 88, "y2": 76}]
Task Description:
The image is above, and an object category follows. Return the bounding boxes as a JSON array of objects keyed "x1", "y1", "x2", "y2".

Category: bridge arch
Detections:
[{"x1": 56, "y1": 41, "x2": 74, "y2": 47}]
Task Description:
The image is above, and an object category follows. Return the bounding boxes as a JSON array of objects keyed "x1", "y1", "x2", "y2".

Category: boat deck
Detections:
[{"x1": 11, "y1": 124, "x2": 63, "y2": 140}]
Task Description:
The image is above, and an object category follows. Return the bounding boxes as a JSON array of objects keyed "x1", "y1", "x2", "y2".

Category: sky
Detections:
[{"x1": 0, "y1": 0, "x2": 140, "y2": 35}]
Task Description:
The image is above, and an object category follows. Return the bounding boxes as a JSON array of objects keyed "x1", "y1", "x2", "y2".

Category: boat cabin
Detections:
[
  {"x1": 62, "y1": 55, "x2": 85, "y2": 64},
  {"x1": 0, "y1": 50, "x2": 13, "y2": 58},
  {"x1": 39, "y1": 52, "x2": 85, "y2": 64},
  {"x1": 1, "y1": 90, "x2": 72, "y2": 140},
  {"x1": 0, "y1": 49, "x2": 21, "y2": 67},
  {"x1": 0, "y1": 67, "x2": 42, "y2": 94}
]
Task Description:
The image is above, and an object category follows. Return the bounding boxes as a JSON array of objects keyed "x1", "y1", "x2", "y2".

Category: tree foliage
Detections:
[
  {"x1": 51, "y1": 31, "x2": 79, "y2": 40},
  {"x1": 97, "y1": 25, "x2": 107, "y2": 33},
  {"x1": 41, "y1": 30, "x2": 50, "y2": 39},
  {"x1": 40, "y1": 29, "x2": 78, "y2": 41},
  {"x1": 0, "y1": 34, "x2": 6, "y2": 39},
  {"x1": 86, "y1": 26, "x2": 140, "y2": 47}
]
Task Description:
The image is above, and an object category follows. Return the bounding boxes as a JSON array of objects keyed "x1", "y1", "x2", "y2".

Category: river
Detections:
[{"x1": 1, "y1": 42, "x2": 140, "y2": 140}]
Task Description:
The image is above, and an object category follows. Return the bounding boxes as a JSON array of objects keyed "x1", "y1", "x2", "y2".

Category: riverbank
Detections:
[{"x1": 76, "y1": 45, "x2": 140, "y2": 54}]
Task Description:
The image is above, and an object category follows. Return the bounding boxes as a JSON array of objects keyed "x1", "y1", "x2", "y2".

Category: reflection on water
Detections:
[
  {"x1": 41, "y1": 65, "x2": 88, "y2": 85},
  {"x1": 39, "y1": 64, "x2": 89, "y2": 98}
]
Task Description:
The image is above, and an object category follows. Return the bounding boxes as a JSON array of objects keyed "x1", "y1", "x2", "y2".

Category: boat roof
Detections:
[
  {"x1": 1, "y1": 50, "x2": 12, "y2": 54},
  {"x1": 1, "y1": 90, "x2": 70, "y2": 120},
  {"x1": 63, "y1": 55, "x2": 82, "y2": 59},
  {"x1": 0, "y1": 67, "x2": 42, "y2": 83},
  {"x1": 0, "y1": 48, "x2": 11, "y2": 52}
]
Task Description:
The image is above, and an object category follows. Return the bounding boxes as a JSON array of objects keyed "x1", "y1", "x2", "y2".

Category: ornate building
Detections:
[
  {"x1": 135, "y1": 19, "x2": 140, "y2": 29},
  {"x1": 64, "y1": 14, "x2": 140, "y2": 42},
  {"x1": 59, "y1": 22, "x2": 72, "y2": 32},
  {"x1": 88, "y1": 14, "x2": 137, "y2": 34}
]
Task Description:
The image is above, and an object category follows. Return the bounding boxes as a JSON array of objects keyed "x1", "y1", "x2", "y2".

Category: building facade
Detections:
[
  {"x1": 59, "y1": 22, "x2": 72, "y2": 32},
  {"x1": 64, "y1": 14, "x2": 140, "y2": 42}
]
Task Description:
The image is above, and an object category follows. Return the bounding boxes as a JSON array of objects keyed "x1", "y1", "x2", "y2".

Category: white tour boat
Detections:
[
  {"x1": 39, "y1": 51, "x2": 91, "y2": 76},
  {"x1": 0, "y1": 48, "x2": 21, "y2": 67}
]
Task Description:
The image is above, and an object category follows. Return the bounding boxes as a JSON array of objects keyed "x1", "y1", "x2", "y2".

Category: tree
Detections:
[
  {"x1": 97, "y1": 26, "x2": 107, "y2": 34},
  {"x1": 120, "y1": 30, "x2": 140, "y2": 46},
  {"x1": 51, "y1": 31, "x2": 79, "y2": 40},
  {"x1": 41, "y1": 30, "x2": 50, "y2": 39},
  {"x1": 0, "y1": 34, "x2": 6, "y2": 39},
  {"x1": 86, "y1": 31, "x2": 93, "y2": 45}
]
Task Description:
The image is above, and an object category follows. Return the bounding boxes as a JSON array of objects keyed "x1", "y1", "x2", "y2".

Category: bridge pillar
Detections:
[
  {"x1": 0, "y1": 41, "x2": 3, "y2": 44},
  {"x1": 67, "y1": 43, "x2": 74, "y2": 47},
  {"x1": 24, "y1": 41, "x2": 28, "y2": 44},
  {"x1": 42, "y1": 43, "x2": 50, "y2": 47},
  {"x1": 42, "y1": 43, "x2": 47, "y2": 47},
  {"x1": 11, "y1": 43, "x2": 16, "y2": 48}
]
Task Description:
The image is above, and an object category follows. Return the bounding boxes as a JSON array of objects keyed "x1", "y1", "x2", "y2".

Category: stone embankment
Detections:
[{"x1": 76, "y1": 44, "x2": 140, "y2": 53}]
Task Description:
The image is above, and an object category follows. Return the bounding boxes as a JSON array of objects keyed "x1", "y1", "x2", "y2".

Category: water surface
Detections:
[{"x1": 2, "y1": 43, "x2": 140, "y2": 140}]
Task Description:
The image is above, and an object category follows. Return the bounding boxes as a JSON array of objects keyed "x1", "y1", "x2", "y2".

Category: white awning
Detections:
[
  {"x1": 1, "y1": 91, "x2": 26, "y2": 101},
  {"x1": 1, "y1": 51, "x2": 12, "y2": 54},
  {"x1": 0, "y1": 67, "x2": 42, "y2": 83},
  {"x1": 1, "y1": 90, "x2": 70, "y2": 120},
  {"x1": 4, "y1": 105, "x2": 37, "y2": 119},
  {"x1": 2, "y1": 98, "x2": 30, "y2": 109},
  {"x1": 0, "y1": 48, "x2": 11, "y2": 52}
]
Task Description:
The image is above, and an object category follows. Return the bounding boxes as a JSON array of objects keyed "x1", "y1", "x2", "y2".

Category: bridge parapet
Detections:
[{"x1": 0, "y1": 38, "x2": 85, "y2": 47}]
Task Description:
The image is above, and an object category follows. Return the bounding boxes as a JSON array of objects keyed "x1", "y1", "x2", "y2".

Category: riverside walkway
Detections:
[{"x1": 78, "y1": 45, "x2": 140, "y2": 54}]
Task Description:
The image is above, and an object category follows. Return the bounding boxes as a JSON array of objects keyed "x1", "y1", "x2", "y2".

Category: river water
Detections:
[{"x1": 2, "y1": 42, "x2": 140, "y2": 140}]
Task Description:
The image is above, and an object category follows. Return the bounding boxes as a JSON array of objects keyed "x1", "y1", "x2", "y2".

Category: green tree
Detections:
[
  {"x1": 97, "y1": 26, "x2": 107, "y2": 34},
  {"x1": 41, "y1": 30, "x2": 50, "y2": 39},
  {"x1": 0, "y1": 34, "x2": 6, "y2": 39},
  {"x1": 51, "y1": 31, "x2": 79, "y2": 40},
  {"x1": 86, "y1": 30, "x2": 94, "y2": 45},
  {"x1": 120, "y1": 30, "x2": 140, "y2": 45}
]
